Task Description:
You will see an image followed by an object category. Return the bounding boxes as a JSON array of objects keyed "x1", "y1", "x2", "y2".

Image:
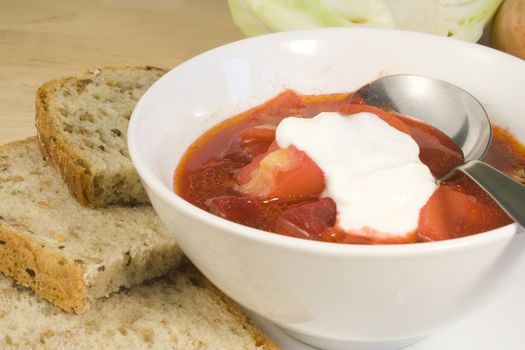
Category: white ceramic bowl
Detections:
[{"x1": 128, "y1": 28, "x2": 525, "y2": 350}]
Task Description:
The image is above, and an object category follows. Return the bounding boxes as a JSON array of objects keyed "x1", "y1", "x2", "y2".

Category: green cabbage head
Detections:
[{"x1": 227, "y1": 0, "x2": 503, "y2": 42}]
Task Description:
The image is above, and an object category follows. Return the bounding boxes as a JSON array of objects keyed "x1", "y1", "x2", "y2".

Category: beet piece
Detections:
[
  {"x1": 206, "y1": 196, "x2": 265, "y2": 228},
  {"x1": 273, "y1": 198, "x2": 337, "y2": 240}
]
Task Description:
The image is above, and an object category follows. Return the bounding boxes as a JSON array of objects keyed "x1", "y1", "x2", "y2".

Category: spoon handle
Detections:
[{"x1": 453, "y1": 160, "x2": 525, "y2": 228}]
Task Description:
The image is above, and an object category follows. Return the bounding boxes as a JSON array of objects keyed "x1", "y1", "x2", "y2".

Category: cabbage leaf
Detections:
[{"x1": 227, "y1": 0, "x2": 503, "y2": 42}]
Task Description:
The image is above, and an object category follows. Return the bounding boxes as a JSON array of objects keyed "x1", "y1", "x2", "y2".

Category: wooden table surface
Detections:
[{"x1": 0, "y1": 0, "x2": 243, "y2": 144}]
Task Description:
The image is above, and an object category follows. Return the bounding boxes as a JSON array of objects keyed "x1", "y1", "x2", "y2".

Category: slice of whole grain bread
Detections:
[
  {"x1": 35, "y1": 66, "x2": 165, "y2": 208},
  {"x1": 0, "y1": 265, "x2": 280, "y2": 350},
  {"x1": 0, "y1": 138, "x2": 183, "y2": 313}
]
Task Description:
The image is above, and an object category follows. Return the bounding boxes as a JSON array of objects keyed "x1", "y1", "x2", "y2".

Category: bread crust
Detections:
[
  {"x1": 180, "y1": 264, "x2": 282, "y2": 350},
  {"x1": 35, "y1": 66, "x2": 166, "y2": 208},
  {"x1": 36, "y1": 79, "x2": 94, "y2": 207},
  {"x1": 211, "y1": 287, "x2": 282, "y2": 350},
  {"x1": 0, "y1": 223, "x2": 87, "y2": 313}
]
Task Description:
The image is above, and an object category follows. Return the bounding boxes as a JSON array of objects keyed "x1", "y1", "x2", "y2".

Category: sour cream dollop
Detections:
[{"x1": 275, "y1": 112, "x2": 437, "y2": 236}]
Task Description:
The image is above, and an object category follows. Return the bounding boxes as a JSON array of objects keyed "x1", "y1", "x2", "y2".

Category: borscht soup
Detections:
[{"x1": 174, "y1": 90, "x2": 524, "y2": 244}]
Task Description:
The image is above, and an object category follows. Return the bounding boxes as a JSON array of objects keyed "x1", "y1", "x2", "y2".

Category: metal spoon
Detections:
[{"x1": 352, "y1": 74, "x2": 525, "y2": 227}]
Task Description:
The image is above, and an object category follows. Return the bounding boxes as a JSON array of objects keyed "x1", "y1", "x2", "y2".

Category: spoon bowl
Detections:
[{"x1": 352, "y1": 74, "x2": 525, "y2": 227}]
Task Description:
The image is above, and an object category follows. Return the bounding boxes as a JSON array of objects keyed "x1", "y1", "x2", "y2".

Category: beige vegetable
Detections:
[{"x1": 491, "y1": 0, "x2": 525, "y2": 59}]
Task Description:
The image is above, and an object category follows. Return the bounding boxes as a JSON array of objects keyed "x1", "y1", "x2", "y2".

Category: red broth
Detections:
[{"x1": 174, "y1": 90, "x2": 522, "y2": 244}]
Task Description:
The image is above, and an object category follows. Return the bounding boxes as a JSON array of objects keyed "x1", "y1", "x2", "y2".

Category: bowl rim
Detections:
[{"x1": 128, "y1": 27, "x2": 521, "y2": 257}]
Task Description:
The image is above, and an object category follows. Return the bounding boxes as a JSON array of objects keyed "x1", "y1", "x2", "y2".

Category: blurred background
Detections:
[{"x1": 0, "y1": 0, "x2": 521, "y2": 143}]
